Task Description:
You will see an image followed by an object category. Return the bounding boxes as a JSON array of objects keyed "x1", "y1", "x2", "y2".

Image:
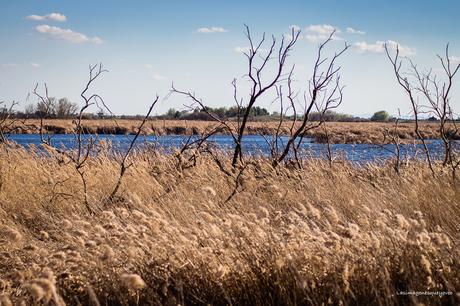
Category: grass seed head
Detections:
[{"x1": 121, "y1": 274, "x2": 146, "y2": 290}]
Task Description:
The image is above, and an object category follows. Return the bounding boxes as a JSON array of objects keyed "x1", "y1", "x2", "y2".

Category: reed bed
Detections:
[
  {"x1": 6, "y1": 119, "x2": 454, "y2": 144},
  {"x1": 0, "y1": 144, "x2": 459, "y2": 305}
]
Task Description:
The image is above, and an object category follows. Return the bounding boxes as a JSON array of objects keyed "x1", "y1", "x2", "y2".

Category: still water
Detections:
[{"x1": 6, "y1": 134, "x2": 452, "y2": 162}]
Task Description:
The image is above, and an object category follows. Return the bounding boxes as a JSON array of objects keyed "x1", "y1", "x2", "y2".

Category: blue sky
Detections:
[{"x1": 1, "y1": 0, "x2": 459, "y2": 117}]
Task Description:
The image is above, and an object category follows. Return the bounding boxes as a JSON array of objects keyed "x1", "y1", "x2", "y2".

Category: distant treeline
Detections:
[
  {"x1": 2, "y1": 97, "x2": 456, "y2": 122},
  {"x1": 5, "y1": 97, "x2": 91, "y2": 119},
  {"x1": 160, "y1": 106, "x2": 269, "y2": 120},
  {"x1": 157, "y1": 107, "x2": 366, "y2": 122}
]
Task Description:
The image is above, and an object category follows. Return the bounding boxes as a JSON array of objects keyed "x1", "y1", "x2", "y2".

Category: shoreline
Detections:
[{"x1": 6, "y1": 119, "x2": 456, "y2": 144}]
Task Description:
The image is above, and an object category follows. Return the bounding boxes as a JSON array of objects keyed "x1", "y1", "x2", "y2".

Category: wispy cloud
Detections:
[
  {"x1": 25, "y1": 13, "x2": 67, "y2": 22},
  {"x1": 30, "y1": 62, "x2": 40, "y2": 68},
  {"x1": 35, "y1": 25, "x2": 103, "y2": 44},
  {"x1": 385, "y1": 40, "x2": 416, "y2": 56},
  {"x1": 354, "y1": 41, "x2": 384, "y2": 53},
  {"x1": 354, "y1": 40, "x2": 416, "y2": 56},
  {"x1": 196, "y1": 27, "x2": 228, "y2": 33},
  {"x1": 1, "y1": 63, "x2": 18, "y2": 68},
  {"x1": 284, "y1": 25, "x2": 302, "y2": 40},
  {"x1": 307, "y1": 24, "x2": 340, "y2": 35},
  {"x1": 233, "y1": 46, "x2": 269, "y2": 54},
  {"x1": 234, "y1": 46, "x2": 250, "y2": 53},
  {"x1": 449, "y1": 56, "x2": 460, "y2": 65},
  {"x1": 143, "y1": 64, "x2": 166, "y2": 80},
  {"x1": 305, "y1": 24, "x2": 342, "y2": 42},
  {"x1": 153, "y1": 74, "x2": 167, "y2": 81},
  {"x1": 289, "y1": 25, "x2": 301, "y2": 32},
  {"x1": 346, "y1": 27, "x2": 365, "y2": 35}
]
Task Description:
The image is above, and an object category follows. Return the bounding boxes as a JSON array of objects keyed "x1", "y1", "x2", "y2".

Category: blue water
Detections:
[{"x1": 5, "y1": 133, "x2": 452, "y2": 162}]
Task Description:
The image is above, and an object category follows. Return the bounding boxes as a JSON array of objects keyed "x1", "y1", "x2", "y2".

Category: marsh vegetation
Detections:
[
  {"x1": 0, "y1": 146, "x2": 459, "y2": 305},
  {"x1": 0, "y1": 25, "x2": 459, "y2": 305}
]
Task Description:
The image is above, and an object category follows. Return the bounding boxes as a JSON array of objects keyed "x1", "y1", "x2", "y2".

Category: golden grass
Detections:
[
  {"x1": 0, "y1": 145, "x2": 459, "y2": 305},
  {"x1": 7, "y1": 119, "x2": 453, "y2": 143}
]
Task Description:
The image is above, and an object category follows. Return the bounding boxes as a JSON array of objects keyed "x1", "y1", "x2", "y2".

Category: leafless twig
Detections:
[
  {"x1": 385, "y1": 44, "x2": 436, "y2": 176},
  {"x1": 273, "y1": 31, "x2": 349, "y2": 167},
  {"x1": 108, "y1": 96, "x2": 159, "y2": 201}
]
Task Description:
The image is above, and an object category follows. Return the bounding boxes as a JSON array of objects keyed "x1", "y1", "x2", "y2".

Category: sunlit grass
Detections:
[{"x1": 0, "y1": 145, "x2": 459, "y2": 305}]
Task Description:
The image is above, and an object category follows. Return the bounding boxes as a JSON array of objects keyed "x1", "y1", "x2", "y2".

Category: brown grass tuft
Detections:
[
  {"x1": 121, "y1": 274, "x2": 146, "y2": 291},
  {"x1": 0, "y1": 146, "x2": 458, "y2": 305}
]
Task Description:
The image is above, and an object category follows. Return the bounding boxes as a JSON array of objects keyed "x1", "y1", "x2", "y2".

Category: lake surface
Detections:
[{"x1": 5, "y1": 134, "x2": 453, "y2": 162}]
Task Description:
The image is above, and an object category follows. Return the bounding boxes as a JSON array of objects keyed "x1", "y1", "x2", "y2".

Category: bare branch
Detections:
[
  {"x1": 232, "y1": 25, "x2": 301, "y2": 167},
  {"x1": 108, "y1": 95, "x2": 159, "y2": 201},
  {"x1": 385, "y1": 44, "x2": 436, "y2": 175},
  {"x1": 274, "y1": 35, "x2": 349, "y2": 167}
]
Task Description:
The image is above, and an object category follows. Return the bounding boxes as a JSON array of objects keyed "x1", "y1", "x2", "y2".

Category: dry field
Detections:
[
  {"x1": 0, "y1": 144, "x2": 459, "y2": 305},
  {"x1": 7, "y1": 119, "x2": 455, "y2": 143}
]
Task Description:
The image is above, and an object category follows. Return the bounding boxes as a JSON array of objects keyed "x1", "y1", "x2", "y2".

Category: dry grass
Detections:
[
  {"x1": 7, "y1": 119, "x2": 455, "y2": 143},
  {"x1": 0, "y1": 145, "x2": 459, "y2": 305}
]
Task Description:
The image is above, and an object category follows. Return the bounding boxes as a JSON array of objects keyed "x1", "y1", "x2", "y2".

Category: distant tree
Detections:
[
  {"x1": 163, "y1": 106, "x2": 270, "y2": 120},
  {"x1": 36, "y1": 97, "x2": 56, "y2": 118},
  {"x1": 307, "y1": 110, "x2": 353, "y2": 122},
  {"x1": 225, "y1": 106, "x2": 240, "y2": 118},
  {"x1": 211, "y1": 107, "x2": 227, "y2": 118},
  {"x1": 25, "y1": 96, "x2": 78, "y2": 118},
  {"x1": 56, "y1": 98, "x2": 78, "y2": 118},
  {"x1": 371, "y1": 110, "x2": 390, "y2": 121},
  {"x1": 97, "y1": 110, "x2": 106, "y2": 119},
  {"x1": 166, "y1": 108, "x2": 176, "y2": 117},
  {"x1": 250, "y1": 106, "x2": 269, "y2": 117},
  {"x1": 24, "y1": 103, "x2": 36, "y2": 116},
  {"x1": 166, "y1": 108, "x2": 181, "y2": 118}
]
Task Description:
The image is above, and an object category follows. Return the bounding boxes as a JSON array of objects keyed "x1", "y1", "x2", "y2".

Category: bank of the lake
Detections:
[{"x1": 5, "y1": 119, "x2": 457, "y2": 144}]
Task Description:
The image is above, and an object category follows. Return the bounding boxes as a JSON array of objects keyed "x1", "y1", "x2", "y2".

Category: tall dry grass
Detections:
[
  {"x1": 6, "y1": 119, "x2": 455, "y2": 144},
  {"x1": 0, "y1": 144, "x2": 459, "y2": 305}
]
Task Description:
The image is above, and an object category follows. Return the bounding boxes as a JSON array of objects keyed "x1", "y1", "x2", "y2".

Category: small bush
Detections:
[{"x1": 371, "y1": 110, "x2": 390, "y2": 121}]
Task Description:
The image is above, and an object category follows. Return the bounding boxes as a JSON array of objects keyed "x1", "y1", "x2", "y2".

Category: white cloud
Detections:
[
  {"x1": 30, "y1": 62, "x2": 40, "y2": 68},
  {"x1": 234, "y1": 46, "x2": 251, "y2": 53},
  {"x1": 26, "y1": 13, "x2": 67, "y2": 22},
  {"x1": 307, "y1": 24, "x2": 340, "y2": 35},
  {"x1": 233, "y1": 46, "x2": 269, "y2": 54},
  {"x1": 305, "y1": 33, "x2": 343, "y2": 43},
  {"x1": 142, "y1": 65, "x2": 166, "y2": 80},
  {"x1": 354, "y1": 41, "x2": 384, "y2": 53},
  {"x1": 346, "y1": 27, "x2": 365, "y2": 35},
  {"x1": 354, "y1": 40, "x2": 416, "y2": 56},
  {"x1": 289, "y1": 25, "x2": 301, "y2": 32},
  {"x1": 91, "y1": 37, "x2": 103, "y2": 44},
  {"x1": 196, "y1": 27, "x2": 228, "y2": 33},
  {"x1": 380, "y1": 40, "x2": 416, "y2": 56},
  {"x1": 449, "y1": 56, "x2": 460, "y2": 65},
  {"x1": 305, "y1": 24, "x2": 342, "y2": 42},
  {"x1": 35, "y1": 25, "x2": 103, "y2": 44},
  {"x1": 284, "y1": 25, "x2": 302, "y2": 41},
  {"x1": 153, "y1": 74, "x2": 167, "y2": 80}
]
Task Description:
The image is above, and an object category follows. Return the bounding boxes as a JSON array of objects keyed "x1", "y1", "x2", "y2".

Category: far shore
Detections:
[{"x1": 6, "y1": 118, "x2": 456, "y2": 144}]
